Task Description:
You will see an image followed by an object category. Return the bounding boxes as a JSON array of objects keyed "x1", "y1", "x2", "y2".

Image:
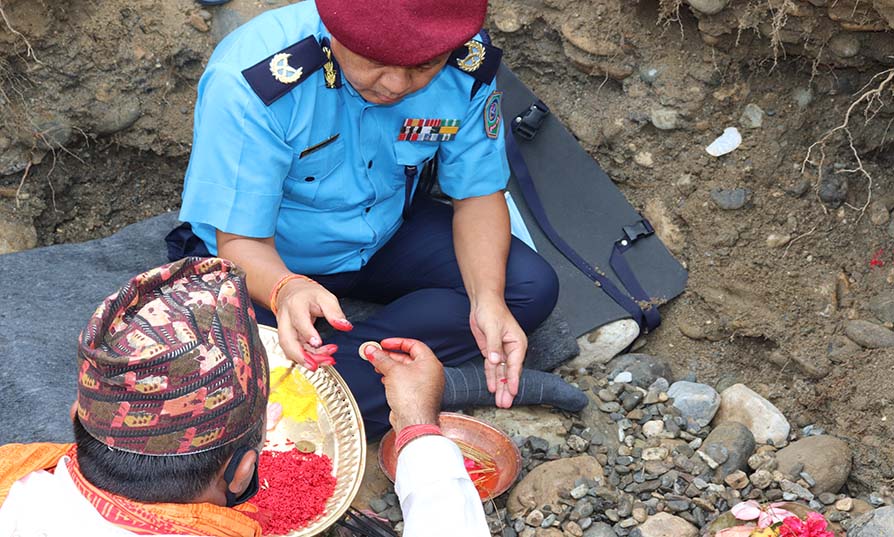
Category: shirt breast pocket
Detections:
[
  {"x1": 283, "y1": 138, "x2": 346, "y2": 206},
  {"x1": 392, "y1": 141, "x2": 438, "y2": 192}
]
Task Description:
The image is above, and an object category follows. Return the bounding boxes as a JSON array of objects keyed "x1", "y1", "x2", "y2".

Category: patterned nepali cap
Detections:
[{"x1": 77, "y1": 257, "x2": 269, "y2": 456}]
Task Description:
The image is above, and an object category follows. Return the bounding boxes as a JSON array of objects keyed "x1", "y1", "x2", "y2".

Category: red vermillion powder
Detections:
[{"x1": 249, "y1": 449, "x2": 337, "y2": 535}]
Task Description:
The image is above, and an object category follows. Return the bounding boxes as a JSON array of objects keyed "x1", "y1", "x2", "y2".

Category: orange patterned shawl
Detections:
[{"x1": 0, "y1": 443, "x2": 262, "y2": 537}]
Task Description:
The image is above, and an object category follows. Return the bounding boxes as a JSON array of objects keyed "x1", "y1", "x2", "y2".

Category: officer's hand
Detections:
[
  {"x1": 364, "y1": 338, "x2": 444, "y2": 432},
  {"x1": 275, "y1": 279, "x2": 352, "y2": 370},
  {"x1": 469, "y1": 299, "x2": 527, "y2": 409}
]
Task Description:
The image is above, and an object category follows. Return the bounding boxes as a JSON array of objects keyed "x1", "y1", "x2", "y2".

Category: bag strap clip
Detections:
[{"x1": 512, "y1": 100, "x2": 550, "y2": 141}]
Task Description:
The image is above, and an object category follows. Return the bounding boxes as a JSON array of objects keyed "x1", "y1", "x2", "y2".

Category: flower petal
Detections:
[{"x1": 731, "y1": 501, "x2": 762, "y2": 521}]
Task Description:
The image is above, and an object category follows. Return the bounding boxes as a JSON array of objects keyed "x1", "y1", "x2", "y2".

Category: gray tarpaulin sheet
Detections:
[{"x1": 498, "y1": 65, "x2": 688, "y2": 337}]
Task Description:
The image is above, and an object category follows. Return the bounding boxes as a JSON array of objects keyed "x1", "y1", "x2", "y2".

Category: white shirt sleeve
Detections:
[{"x1": 394, "y1": 435, "x2": 490, "y2": 537}]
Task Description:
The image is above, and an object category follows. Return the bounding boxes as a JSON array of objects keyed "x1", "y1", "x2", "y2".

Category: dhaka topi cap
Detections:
[
  {"x1": 76, "y1": 257, "x2": 269, "y2": 456},
  {"x1": 316, "y1": 0, "x2": 488, "y2": 66}
]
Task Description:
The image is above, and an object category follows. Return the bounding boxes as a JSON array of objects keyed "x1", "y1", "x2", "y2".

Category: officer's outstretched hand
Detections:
[
  {"x1": 469, "y1": 299, "x2": 527, "y2": 409},
  {"x1": 364, "y1": 338, "x2": 444, "y2": 432},
  {"x1": 274, "y1": 278, "x2": 352, "y2": 370}
]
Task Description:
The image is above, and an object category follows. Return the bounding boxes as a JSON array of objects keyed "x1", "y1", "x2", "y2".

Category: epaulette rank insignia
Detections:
[
  {"x1": 448, "y1": 39, "x2": 503, "y2": 98},
  {"x1": 242, "y1": 36, "x2": 326, "y2": 106}
]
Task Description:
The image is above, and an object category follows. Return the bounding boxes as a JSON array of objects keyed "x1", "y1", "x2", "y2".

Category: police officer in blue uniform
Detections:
[{"x1": 170, "y1": 0, "x2": 559, "y2": 438}]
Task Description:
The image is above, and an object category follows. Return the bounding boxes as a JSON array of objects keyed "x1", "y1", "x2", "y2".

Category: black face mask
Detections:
[{"x1": 223, "y1": 446, "x2": 260, "y2": 507}]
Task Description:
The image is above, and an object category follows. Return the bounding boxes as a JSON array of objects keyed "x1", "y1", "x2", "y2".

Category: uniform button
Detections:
[
  {"x1": 367, "y1": 160, "x2": 373, "y2": 169},
  {"x1": 304, "y1": 176, "x2": 315, "y2": 182}
]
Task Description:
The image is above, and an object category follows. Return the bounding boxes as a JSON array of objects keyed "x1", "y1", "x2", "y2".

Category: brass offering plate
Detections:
[{"x1": 258, "y1": 325, "x2": 366, "y2": 537}]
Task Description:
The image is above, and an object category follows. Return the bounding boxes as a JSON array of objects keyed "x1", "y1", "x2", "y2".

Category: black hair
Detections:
[{"x1": 73, "y1": 416, "x2": 262, "y2": 504}]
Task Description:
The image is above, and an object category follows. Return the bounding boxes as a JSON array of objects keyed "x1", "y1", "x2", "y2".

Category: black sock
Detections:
[{"x1": 441, "y1": 361, "x2": 588, "y2": 412}]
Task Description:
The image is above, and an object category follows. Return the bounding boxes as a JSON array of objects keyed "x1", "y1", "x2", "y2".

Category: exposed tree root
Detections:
[
  {"x1": 0, "y1": 0, "x2": 40, "y2": 64},
  {"x1": 802, "y1": 67, "x2": 894, "y2": 222}
]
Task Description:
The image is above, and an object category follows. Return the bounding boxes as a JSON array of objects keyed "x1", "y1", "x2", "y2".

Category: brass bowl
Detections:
[
  {"x1": 377, "y1": 412, "x2": 522, "y2": 501},
  {"x1": 258, "y1": 325, "x2": 366, "y2": 537}
]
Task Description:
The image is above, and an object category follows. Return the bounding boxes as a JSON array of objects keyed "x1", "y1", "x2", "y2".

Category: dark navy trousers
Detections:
[{"x1": 170, "y1": 197, "x2": 559, "y2": 439}]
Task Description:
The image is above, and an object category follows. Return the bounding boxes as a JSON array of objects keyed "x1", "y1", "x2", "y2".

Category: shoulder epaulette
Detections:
[
  {"x1": 448, "y1": 39, "x2": 503, "y2": 98},
  {"x1": 242, "y1": 36, "x2": 326, "y2": 106}
]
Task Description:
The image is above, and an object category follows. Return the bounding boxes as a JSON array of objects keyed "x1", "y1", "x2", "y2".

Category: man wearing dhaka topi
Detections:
[
  {"x1": 0, "y1": 258, "x2": 489, "y2": 536},
  {"x1": 167, "y1": 0, "x2": 570, "y2": 438}
]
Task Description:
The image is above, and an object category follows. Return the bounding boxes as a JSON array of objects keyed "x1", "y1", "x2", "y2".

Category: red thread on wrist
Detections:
[
  {"x1": 269, "y1": 274, "x2": 315, "y2": 316},
  {"x1": 394, "y1": 424, "x2": 442, "y2": 454}
]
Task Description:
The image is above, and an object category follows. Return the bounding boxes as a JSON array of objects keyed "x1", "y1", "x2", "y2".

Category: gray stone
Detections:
[
  {"x1": 599, "y1": 401, "x2": 622, "y2": 413},
  {"x1": 845, "y1": 320, "x2": 894, "y2": 349},
  {"x1": 685, "y1": 0, "x2": 729, "y2": 15},
  {"x1": 713, "y1": 384, "x2": 790, "y2": 445},
  {"x1": 582, "y1": 522, "x2": 617, "y2": 537},
  {"x1": 620, "y1": 391, "x2": 644, "y2": 411},
  {"x1": 571, "y1": 483, "x2": 590, "y2": 499},
  {"x1": 780, "y1": 479, "x2": 814, "y2": 501},
  {"x1": 650, "y1": 108, "x2": 679, "y2": 130},
  {"x1": 740, "y1": 103, "x2": 765, "y2": 129},
  {"x1": 775, "y1": 436, "x2": 852, "y2": 494},
  {"x1": 870, "y1": 291, "x2": 894, "y2": 324},
  {"x1": 639, "y1": 67, "x2": 660, "y2": 84},
  {"x1": 829, "y1": 33, "x2": 861, "y2": 58},
  {"x1": 699, "y1": 421, "x2": 756, "y2": 478},
  {"x1": 827, "y1": 335, "x2": 862, "y2": 362},
  {"x1": 819, "y1": 173, "x2": 847, "y2": 208},
  {"x1": 702, "y1": 443, "x2": 729, "y2": 465},
  {"x1": 383, "y1": 505, "x2": 403, "y2": 522},
  {"x1": 572, "y1": 500, "x2": 595, "y2": 519},
  {"x1": 90, "y1": 97, "x2": 142, "y2": 135},
  {"x1": 571, "y1": 319, "x2": 640, "y2": 368},
  {"x1": 710, "y1": 188, "x2": 749, "y2": 210},
  {"x1": 645, "y1": 378, "x2": 669, "y2": 404},
  {"x1": 33, "y1": 115, "x2": 73, "y2": 149},
  {"x1": 606, "y1": 354, "x2": 674, "y2": 389},
  {"x1": 667, "y1": 381, "x2": 720, "y2": 426},
  {"x1": 369, "y1": 497, "x2": 389, "y2": 513}
]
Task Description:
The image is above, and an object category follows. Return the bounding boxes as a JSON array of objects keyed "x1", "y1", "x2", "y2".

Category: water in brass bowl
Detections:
[{"x1": 378, "y1": 412, "x2": 522, "y2": 502}]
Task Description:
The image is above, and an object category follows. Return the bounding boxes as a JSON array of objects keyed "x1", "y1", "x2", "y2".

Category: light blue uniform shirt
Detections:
[{"x1": 179, "y1": 2, "x2": 510, "y2": 275}]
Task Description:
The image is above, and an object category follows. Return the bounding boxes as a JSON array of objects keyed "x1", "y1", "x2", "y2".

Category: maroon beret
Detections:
[
  {"x1": 77, "y1": 257, "x2": 269, "y2": 456},
  {"x1": 317, "y1": 0, "x2": 488, "y2": 66}
]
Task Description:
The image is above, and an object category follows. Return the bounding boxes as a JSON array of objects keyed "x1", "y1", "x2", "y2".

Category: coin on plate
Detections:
[
  {"x1": 358, "y1": 341, "x2": 382, "y2": 361},
  {"x1": 295, "y1": 440, "x2": 316, "y2": 453}
]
